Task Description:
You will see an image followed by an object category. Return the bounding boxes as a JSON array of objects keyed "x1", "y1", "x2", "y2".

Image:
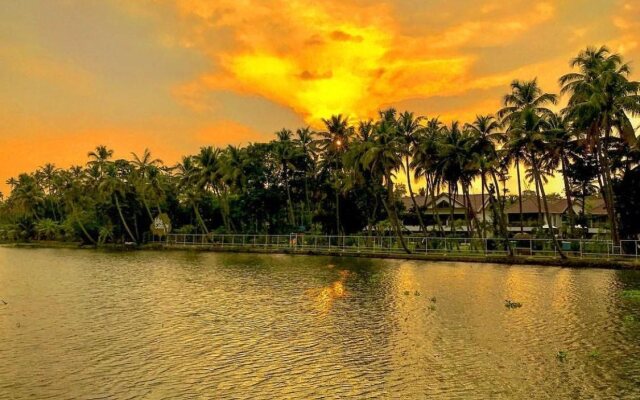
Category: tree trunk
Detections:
[
  {"x1": 284, "y1": 165, "x2": 295, "y2": 226},
  {"x1": 428, "y1": 176, "x2": 444, "y2": 234},
  {"x1": 597, "y1": 139, "x2": 619, "y2": 244},
  {"x1": 114, "y1": 194, "x2": 137, "y2": 243},
  {"x1": 561, "y1": 155, "x2": 576, "y2": 237},
  {"x1": 193, "y1": 203, "x2": 209, "y2": 235},
  {"x1": 334, "y1": 171, "x2": 341, "y2": 235},
  {"x1": 406, "y1": 155, "x2": 427, "y2": 235},
  {"x1": 70, "y1": 203, "x2": 96, "y2": 245},
  {"x1": 448, "y1": 183, "x2": 456, "y2": 237},
  {"x1": 532, "y1": 155, "x2": 566, "y2": 258},
  {"x1": 516, "y1": 157, "x2": 524, "y2": 233},
  {"x1": 481, "y1": 172, "x2": 486, "y2": 238},
  {"x1": 490, "y1": 171, "x2": 513, "y2": 256},
  {"x1": 384, "y1": 174, "x2": 411, "y2": 254}
]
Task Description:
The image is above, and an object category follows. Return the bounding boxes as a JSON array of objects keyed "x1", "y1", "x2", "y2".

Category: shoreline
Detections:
[{"x1": 2, "y1": 241, "x2": 639, "y2": 270}]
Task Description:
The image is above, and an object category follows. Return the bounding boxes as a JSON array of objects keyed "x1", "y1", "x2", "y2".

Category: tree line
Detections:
[{"x1": 1, "y1": 46, "x2": 639, "y2": 256}]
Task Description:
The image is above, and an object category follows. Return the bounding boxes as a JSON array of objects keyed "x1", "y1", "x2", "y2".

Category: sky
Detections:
[{"x1": 1, "y1": 0, "x2": 640, "y2": 195}]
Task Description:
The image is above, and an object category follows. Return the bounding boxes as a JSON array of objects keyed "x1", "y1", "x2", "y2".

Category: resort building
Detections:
[
  {"x1": 401, "y1": 193, "x2": 491, "y2": 233},
  {"x1": 402, "y1": 194, "x2": 609, "y2": 237}
]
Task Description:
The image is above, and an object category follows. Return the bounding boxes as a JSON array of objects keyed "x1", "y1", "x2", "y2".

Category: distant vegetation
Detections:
[{"x1": 0, "y1": 46, "x2": 639, "y2": 256}]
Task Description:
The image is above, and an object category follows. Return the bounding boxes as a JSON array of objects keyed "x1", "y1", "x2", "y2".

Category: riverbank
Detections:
[{"x1": 3, "y1": 241, "x2": 639, "y2": 270}]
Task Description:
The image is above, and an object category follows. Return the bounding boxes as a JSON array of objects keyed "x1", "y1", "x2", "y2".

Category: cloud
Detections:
[{"x1": 163, "y1": 0, "x2": 559, "y2": 125}]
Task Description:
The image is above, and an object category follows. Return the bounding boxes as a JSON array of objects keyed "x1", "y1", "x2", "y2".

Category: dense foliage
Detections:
[{"x1": 1, "y1": 46, "x2": 639, "y2": 254}]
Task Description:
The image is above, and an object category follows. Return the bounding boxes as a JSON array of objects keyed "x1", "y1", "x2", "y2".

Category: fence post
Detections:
[
  {"x1": 425, "y1": 237, "x2": 428, "y2": 255},
  {"x1": 579, "y1": 240, "x2": 583, "y2": 258},
  {"x1": 444, "y1": 237, "x2": 447, "y2": 254}
]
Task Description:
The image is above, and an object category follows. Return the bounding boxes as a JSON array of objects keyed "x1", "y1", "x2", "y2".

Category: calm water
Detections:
[{"x1": 1, "y1": 248, "x2": 640, "y2": 399}]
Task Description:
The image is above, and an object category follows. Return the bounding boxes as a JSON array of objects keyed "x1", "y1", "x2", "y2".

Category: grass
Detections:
[{"x1": 622, "y1": 289, "x2": 640, "y2": 300}]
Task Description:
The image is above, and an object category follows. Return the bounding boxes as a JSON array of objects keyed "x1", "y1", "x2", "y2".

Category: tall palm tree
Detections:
[
  {"x1": 510, "y1": 108, "x2": 566, "y2": 258},
  {"x1": 500, "y1": 79, "x2": 558, "y2": 234},
  {"x1": 99, "y1": 162, "x2": 137, "y2": 243},
  {"x1": 560, "y1": 45, "x2": 640, "y2": 243},
  {"x1": 546, "y1": 112, "x2": 578, "y2": 235},
  {"x1": 175, "y1": 155, "x2": 209, "y2": 235},
  {"x1": 274, "y1": 128, "x2": 298, "y2": 226},
  {"x1": 412, "y1": 118, "x2": 446, "y2": 234},
  {"x1": 295, "y1": 127, "x2": 316, "y2": 228},
  {"x1": 466, "y1": 115, "x2": 504, "y2": 237},
  {"x1": 317, "y1": 114, "x2": 352, "y2": 234},
  {"x1": 433, "y1": 121, "x2": 473, "y2": 236},
  {"x1": 87, "y1": 145, "x2": 114, "y2": 178},
  {"x1": 397, "y1": 111, "x2": 427, "y2": 235},
  {"x1": 362, "y1": 116, "x2": 411, "y2": 253}
]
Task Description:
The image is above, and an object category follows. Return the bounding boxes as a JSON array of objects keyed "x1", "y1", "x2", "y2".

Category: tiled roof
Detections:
[
  {"x1": 505, "y1": 197, "x2": 568, "y2": 214},
  {"x1": 402, "y1": 193, "x2": 489, "y2": 213}
]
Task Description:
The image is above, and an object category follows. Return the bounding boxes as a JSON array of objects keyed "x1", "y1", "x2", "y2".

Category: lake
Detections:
[{"x1": 1, "y1": 247, "x2": 639, "y2": 399}]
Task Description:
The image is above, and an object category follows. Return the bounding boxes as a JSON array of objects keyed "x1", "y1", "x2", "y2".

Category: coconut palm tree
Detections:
[
  {"x1": 274, "y1": 128, "x2": 298, "y2": 226},
  {"x1": 295, "y1": 127, "x2": 316, "y2": 227},
  {"x1": 500, "y1": 79, "x2": 558, "y2": 234},
  {"x1": 466, "y1": 115, "x2": 504, "y2": 237},
  {"x1": 362, "y1": 115, "x2": 411, "y2": 253},
  {"x1": 509, "y1": 108, "x2": 566, "y2": 258},
  {"x1": 99, "y1": 162, "x2": 137, "y2": 243},
  {"x1": 396, "y1": 111, "x2": 428, "y2": 235},
  {"x1": 87, "y1": 145, "x2": 114, "y2": 178},
  {"x1": 560, "y1": 45, "x2": 640, "y2": 243},
  {"x1": 412, "y1": 118, "x2": 446, "y2": 234},
  {"x1": 175, "y1": 156, "x2": 210, "y2": 235},
  {"x1": 317, "y1": 114, "x2": 353, "y2": 234}
]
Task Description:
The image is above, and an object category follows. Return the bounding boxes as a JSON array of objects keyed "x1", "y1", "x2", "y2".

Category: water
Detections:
[{"x1": 1, "y1": 248, "x2": 639, "y2": 399}]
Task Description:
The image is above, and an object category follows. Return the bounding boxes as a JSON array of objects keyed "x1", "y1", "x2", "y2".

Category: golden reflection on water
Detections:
[
  {"x1": 307, "y1": 269, "x2": 349, "y2": 314},
  {"x1": 1, "y1": 249, "x2": 640, "y2": 399}
]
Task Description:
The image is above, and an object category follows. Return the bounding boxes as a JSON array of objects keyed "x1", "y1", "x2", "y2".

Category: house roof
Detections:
[
  {"x1": 402, "y1": 193, "x2": 490, "y2": 213},
  {"x1": 505, "y1": 197, "x2": 568, "y2": 215},
  {"x1": 578, "y1": 197, "x2": 608, "y2": 216}
]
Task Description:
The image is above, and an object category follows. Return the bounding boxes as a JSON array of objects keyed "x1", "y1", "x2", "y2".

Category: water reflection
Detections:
[{"x1": 0, "y1": 248, "x2": 639, "y2": 398}]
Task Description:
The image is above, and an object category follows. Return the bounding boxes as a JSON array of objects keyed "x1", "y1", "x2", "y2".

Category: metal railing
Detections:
[{"x1": 146, "y1": 233, "x2": 640, "y2": 261}]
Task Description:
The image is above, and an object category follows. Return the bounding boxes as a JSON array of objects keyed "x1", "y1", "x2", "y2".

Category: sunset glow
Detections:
[{"x1": 2, "y1": 0, "x2": 640, "y2": 192}]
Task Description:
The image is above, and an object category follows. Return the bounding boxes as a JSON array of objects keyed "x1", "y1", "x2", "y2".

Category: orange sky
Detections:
[{"x1": 1, "y1": 0, "x2": 639, "y2": 195}]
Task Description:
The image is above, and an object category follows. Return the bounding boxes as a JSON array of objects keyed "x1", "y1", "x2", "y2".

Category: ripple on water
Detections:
[{"x1": 0, "y1": 248, "x2": 639, "y2": 399}]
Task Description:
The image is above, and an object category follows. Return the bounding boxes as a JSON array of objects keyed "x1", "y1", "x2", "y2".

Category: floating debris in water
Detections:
[
  {"x1": 428, "y1": 305, "x2": 436, "y2": 311},
  {"x1": 430, "y1": 296, "x2": 437, "y2": 303},
  {"x1": 414, "y1": 291, "x2": 420, "y2": 296},
  {"x1": 1, "y1": 299, "x2": 6, "y2": 305},
  {"x1": 505, "y1": 300, "x2": 522, "y2": 309},
  {"x1": 556, "y1": 351, "x2": 568, "y2": 362},
  {"x1": 404, "y1": 290, "x2": 410, "y2": 296}
]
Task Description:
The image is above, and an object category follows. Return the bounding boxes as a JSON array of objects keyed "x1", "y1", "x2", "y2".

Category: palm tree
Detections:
[
  {"x1": 317, "y1": 114, "x2": 352, "y2": 234},
  {"x1": 87, "y1": 145, "x2": 114, "y2": 177},
  {"x1": 175, "y1": 156, "x2": 210, "y2": 235},
  {"x1": 510, "y1": 108, "x2": 566, "y2": 258},
  {"x1": 99, "y1": 162, "x2": 137, "y2": 243},
  {"x1": 466, "y1": 115, "x2": 504, "y2": 237},
  {"x1": 433, "y1": 122, "x2": 468, "y2": 236},
  {"x1": 362, "y1": 115, "x2": 411, "y2": 253},
  {"x1": 546, "y1": 113, "x2": 578, "y2": 235},
  {"x1": 560, "y1": 45, "x2": 640, "y2": 243},
  {"x1": 500, "y1": 79, "x2": 558, "y2": 234},
  {"x1": 412, "y1": 118, "x2": 446, "y2": 234},
  {"x1": 295, "y1": 127, "x2": 316, "y2": 228},
  {"x1": 498, "y1": 78, "x2": 558, "y2": 123},
  {"x1": 397, "y1": 111, "x2": 428, "y2": 235},
  {"x1": 274, "y1": 128, "x2": 298, "y2": 226}
]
